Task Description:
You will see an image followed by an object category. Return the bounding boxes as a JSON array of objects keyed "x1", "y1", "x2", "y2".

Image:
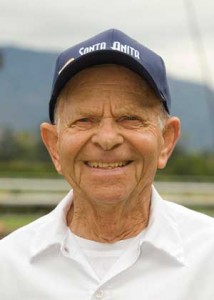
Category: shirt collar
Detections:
[
  {"x1": 30, "y1": 190, "x2": 74, "y2": 259},
  {"x1": 30, "y1": 186, "x2": 185, "y2": 265},
  {"x1": 142, "y1": 186, "x2": 185, "y2": 265}
]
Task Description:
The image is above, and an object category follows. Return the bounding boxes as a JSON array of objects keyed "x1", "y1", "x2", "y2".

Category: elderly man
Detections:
[{"x1": 0, "y1": 29, "x2": 214, "y2": 299}]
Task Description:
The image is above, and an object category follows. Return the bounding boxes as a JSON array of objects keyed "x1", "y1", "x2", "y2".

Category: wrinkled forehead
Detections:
[{"x1": 61, "y1": 64, "x2": 158, "y2": 98}]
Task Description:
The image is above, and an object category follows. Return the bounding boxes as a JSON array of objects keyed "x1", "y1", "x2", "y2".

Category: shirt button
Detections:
[{"x1": 95, "y1": 290, "x2": 104, "y2": 299}]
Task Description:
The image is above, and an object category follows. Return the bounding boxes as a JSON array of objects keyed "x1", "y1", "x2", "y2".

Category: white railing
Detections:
[{"x1": 0, "y1": 178, "x2": 213, "y2": 207}]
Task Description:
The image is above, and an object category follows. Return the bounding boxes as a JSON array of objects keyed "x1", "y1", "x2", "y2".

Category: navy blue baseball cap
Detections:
[{"x1": 49, "y1": 28, "x2": 171, "y2": 123}]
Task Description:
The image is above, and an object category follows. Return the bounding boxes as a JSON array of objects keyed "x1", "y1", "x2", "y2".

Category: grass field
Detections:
[{"x1": 0, "y1": 213, "x2": 44, "y2": 233}]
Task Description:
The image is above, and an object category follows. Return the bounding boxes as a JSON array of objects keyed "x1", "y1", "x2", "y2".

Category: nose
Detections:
[{"x1": 91, "y1": 118, "x2": 124, "y2": 150}]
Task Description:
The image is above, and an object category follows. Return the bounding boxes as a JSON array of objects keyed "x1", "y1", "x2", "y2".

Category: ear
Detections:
[
  {"x1": 40, "y1": 122, "x2": 62, "y2": 174},
  {"x1": 158, "y1": 117, "x2": 180, "y2": 169}
]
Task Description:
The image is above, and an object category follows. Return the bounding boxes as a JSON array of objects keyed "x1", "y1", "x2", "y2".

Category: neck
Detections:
[{"x1": 67, "y1": 190, "x2": 151, "y2": 243}]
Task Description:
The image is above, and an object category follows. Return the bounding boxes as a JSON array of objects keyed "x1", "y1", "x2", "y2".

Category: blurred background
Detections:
[{"x1": 0, "y1": 0, "x2": 213, "y2": 238}]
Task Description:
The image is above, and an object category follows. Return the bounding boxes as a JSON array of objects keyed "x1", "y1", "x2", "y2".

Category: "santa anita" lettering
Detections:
[{"x1": 79, "y1": 41, "x2": 140, "y2": 60}]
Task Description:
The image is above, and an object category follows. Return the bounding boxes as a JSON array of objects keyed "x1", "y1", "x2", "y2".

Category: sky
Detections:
[{"x1": 1, "y1": 0, "x2": 214, "y2": 87}]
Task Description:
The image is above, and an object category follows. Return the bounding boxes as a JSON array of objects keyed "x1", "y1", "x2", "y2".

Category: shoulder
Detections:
[
  {"x1": 164, "y1": 200, "x2": 214, "y2": 241},
  {"x1": 153, "y1": 186, "x2": 214, "y2": 234},
  {"x1": 0, "y1": 213, "x2": 49, "y2": 257},
  {"x1": 0, "y1": 190, "x2": 73, "y2": 258},
  {"x1": 164, "y1": 199, "x2": 214, "y2": 224}
]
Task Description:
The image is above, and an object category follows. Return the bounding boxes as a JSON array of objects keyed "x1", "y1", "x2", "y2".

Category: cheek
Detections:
[
  {"x1": 57, "y1": 132, "x2": 87, "y2": 175},
  {"x1": 129, "y1": 130, "x2": 163, "y2": 170},
  {"x1": 132, "y1": 130, "x2": 161, "y2": 154}
]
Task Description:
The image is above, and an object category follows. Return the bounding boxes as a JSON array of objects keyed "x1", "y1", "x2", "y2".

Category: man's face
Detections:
[{"x1": 43, "y1": 65, "x2": 177, "y2": 206}]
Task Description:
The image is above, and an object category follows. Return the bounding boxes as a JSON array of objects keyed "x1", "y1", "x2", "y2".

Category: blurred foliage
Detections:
[
  {"x1": 0, "y1": 128, "x2": 57, "y2": 177},
  {"x1": 0, "y1": 128, "x2": 213, "y2": 180},
  {"x1": 157, "y1": 145, "x2": 214, "y2": 181},
  {"x1": 0, "y1": 128, "x2": 50, "y2": 162}
]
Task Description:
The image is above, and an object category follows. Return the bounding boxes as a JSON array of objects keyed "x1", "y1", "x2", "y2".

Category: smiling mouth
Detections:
[{"x1": 85, "y1": 161, "x2": 132, "y2": 169}]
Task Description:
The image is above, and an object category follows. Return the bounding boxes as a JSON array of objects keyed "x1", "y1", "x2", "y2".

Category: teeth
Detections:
[{"x1": 87, "y1": 161, "x2": 129, "y2": 169}]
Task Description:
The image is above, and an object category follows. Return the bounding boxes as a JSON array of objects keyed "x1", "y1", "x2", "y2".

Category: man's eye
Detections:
[
  {"x1": 77, "y1": 118, "x2": 92, "y2": 123},
  {"x1": 124, "y1": 116, "x2": 139, "y2": 121},
  {"x1": 119, "y1": 115, "x2": 142, "y2": 122},
  {"x1": 118, "y1": 115, "x2": 143, "y2": 128},
  {"x1": 71, "y1": 117, "x2": 97, "y2": 129}
]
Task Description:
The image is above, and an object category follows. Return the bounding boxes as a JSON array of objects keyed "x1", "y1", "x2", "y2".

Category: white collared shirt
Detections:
[{"x1": 1, "y1": 186, "x2": 214, "y2": 299}]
